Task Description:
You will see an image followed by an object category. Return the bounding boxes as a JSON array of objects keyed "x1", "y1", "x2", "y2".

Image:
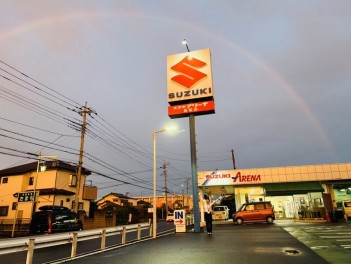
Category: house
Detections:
[
  {"x1": 96, "y1": 193, "x2": 139, "y2": 210},
  {"x1": 0, "y1": 160, "x2": 97, "y2": 221}
]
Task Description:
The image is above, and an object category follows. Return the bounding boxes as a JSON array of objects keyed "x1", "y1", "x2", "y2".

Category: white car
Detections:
[
  {"x1": 166, "y1": 212, "x2": 174, "y2": 222},
  {"x1": 212, "y1": 206, "x2": 230, "y2": 221},
  {"x1": 343, "y1": 201, "x2": 351, "y2": 219}
]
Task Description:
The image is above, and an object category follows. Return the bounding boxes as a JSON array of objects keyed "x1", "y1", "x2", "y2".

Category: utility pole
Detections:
[
  {"x1": 74, "y1": 102, "x2": 96, "y2": 213},
  {"x1": 185, "y1": 177, "x2": 191, "y2": 209},
  {"x1": 231, "y1": 149, "x2": 237, "y2": 170},
  {"x1": 162, "y1": 161, "x2": 169, "y2": 214}
]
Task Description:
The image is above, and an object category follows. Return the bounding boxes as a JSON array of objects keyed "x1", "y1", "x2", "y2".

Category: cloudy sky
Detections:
[{"x1": 1, "y1": 1, "x2": 350, "y2": 198}]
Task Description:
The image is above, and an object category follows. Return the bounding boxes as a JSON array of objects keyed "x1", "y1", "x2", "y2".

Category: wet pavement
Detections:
[{"x1": 69, "y1": 220, "x2": 339, "y2": 264}]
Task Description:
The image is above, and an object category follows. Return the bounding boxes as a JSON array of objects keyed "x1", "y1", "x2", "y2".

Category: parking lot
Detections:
[{"x1": 68, "y1": 219, "x2": 351, "y2": 264}]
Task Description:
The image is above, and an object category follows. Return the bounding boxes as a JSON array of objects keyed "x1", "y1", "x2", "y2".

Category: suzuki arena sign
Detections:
[
  {"x1": 167, "y1": 48, "x2": 215, "y2": 118},
  {"x1": 198, "y1": 171, "x2": 262, "y2": 186}
]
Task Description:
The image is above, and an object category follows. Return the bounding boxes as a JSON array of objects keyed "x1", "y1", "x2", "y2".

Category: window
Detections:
[
  {"x1": 12, "y1": 202, "x2": 17, "y2": 210},
  {"x1": 69, "y1": 175, "x2": 77, "y2": 187},
  {"x1": 255, "y1": 203, "x2": 265, "y2": 210},
  {"x1": 71, "y1": 201, "x2": 84, "y2": 210},
  {"x1": 1, "y1": 177, "x2": 8, "y2": 184},
  {"x1": 29, "y1": 177, "x2": 34, "y2": 186},
  {"x1": 0, "y1": 206, "x2": 9, "y2": 216},
  {"x1": 245, "y1": 204, "x2": 255, "y2": 211}
]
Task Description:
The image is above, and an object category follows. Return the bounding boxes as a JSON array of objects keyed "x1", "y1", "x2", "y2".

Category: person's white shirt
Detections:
[{"x1": 203, "y1": 196, "x2": 222, "y2": 213}]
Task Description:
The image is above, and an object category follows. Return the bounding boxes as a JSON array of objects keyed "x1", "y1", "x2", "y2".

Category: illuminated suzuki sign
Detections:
[
  {"x1": 170, "y1": 56, "x2": 207, "y2": 88},
  {"x1": 167, "y1": 48, "x2": 213, "y2": 105},
  {"x1": 200, "y1": 171, "x2": 262, "y2": 186}
]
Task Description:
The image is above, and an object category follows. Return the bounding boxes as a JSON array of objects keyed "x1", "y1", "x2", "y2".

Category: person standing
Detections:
[{"x1": 203, "y1": 194, "x2": 222, "y2": 235}]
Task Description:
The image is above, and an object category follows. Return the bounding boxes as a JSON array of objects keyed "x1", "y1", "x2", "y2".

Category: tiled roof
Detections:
[{"x1": 0, "y1": 160, "x2": 91, "y2": 176}]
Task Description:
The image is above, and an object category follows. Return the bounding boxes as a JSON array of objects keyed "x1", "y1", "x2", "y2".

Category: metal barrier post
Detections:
[
  {"x1": 122, "y1": 227, "x2": 126, "y2": 244},
  {"x1": 137, "y1": 224, "x2": 141, "y2": 240},
  {"x1": 71, "y1": 233, "x2": 78, "y2": 258},
  {"x1": 25, "y1": 238, "x2": 35, "y2": 264},
  {"x1": 101, "y1": 229, "x2": 106, "y2": 250}
]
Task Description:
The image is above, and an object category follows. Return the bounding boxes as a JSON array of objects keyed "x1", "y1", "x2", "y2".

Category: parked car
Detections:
[
  {"x1": 343, "y1": 201, "x2": 351, "y2": 219},
  {"x1": 166, "y1": 212, "x2": 174, "y2": 222},
  {"x1": 232, "y1": 201, "x2": 275, "y2": 225},
  {"x1": 30, "y1": 205, "x2": 83, "y2": 234},
  {"x1": 212, "y1": 206, "x2": 230, "y2": 221}
]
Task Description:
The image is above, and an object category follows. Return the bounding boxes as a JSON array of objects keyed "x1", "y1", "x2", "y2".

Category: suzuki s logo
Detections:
[{"x1": 171, "y1": 56, "x2": 207, "y2": 88}]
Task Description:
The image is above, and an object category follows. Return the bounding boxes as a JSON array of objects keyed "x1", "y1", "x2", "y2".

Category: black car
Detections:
[{"x1": 30, "y1": 205, "x2": 83, "y2": 234}]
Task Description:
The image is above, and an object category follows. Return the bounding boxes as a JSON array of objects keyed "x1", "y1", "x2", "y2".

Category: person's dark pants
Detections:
[{"x1": 205, "y1": 212, "x2": 212, "y2": 232}]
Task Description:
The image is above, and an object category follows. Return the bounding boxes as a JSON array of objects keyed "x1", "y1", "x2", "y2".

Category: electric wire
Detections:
[
  {"x1": 0, "y1": 60, "x2": 81, "y2": 108},
  {"x1": 0, "y1": 59, "x2": 195, "y2": 194}
]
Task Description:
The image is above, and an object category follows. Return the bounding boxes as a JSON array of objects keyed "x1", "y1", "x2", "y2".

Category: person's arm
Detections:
[{"x1": 211, "y1": 196, "x2": 222, "y2": 206}]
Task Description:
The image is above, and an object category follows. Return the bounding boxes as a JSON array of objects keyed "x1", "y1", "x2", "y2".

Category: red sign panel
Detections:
[{"x1": 168, "y1": 100, "x2": 215, "y2": 119}]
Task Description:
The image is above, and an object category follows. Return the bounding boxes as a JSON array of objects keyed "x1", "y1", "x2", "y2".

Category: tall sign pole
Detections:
[
  {"x1": 167, "y1": 42, "x2": 215, "y2": 233},
  {"x1": 189, "y1": 113, "x2": 200, "y2": 232}
]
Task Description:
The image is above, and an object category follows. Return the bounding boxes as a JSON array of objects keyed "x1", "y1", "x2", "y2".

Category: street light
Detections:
[
  {"x1": 182, "y1": 39, "x2": 190, "y2": 52},
  {"x1": 152, "y1": 127, "x2": 178, "y2": 239},
  {"x1": 32, "y1": 154, "x2": 58, "y2": 217}
]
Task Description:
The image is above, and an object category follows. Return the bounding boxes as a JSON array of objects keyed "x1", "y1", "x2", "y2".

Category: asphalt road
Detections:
[
  {"x1": 69, "y1": 221, "x2": 332, "y2": 264},
  {"x1": 2, "y1": 220, "x2": 351, "y2": 264}
]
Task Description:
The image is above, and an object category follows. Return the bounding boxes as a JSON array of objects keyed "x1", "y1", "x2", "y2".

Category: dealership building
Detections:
[{"x1": 198, "y1": 162, "x2": 351, "y2": 220}]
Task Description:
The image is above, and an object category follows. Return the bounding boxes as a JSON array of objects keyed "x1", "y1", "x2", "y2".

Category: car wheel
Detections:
[
  {"x1": 236, "y1": 218, "x2": 243, "y2": 225},
  {"x1": 266, "y1": 216, "x2": 274, "y2": 224}
]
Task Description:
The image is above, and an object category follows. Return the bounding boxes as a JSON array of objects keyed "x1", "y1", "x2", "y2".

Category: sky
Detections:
[{"x1": 1, "y1": 1, "x2": 351, "y2": 199}]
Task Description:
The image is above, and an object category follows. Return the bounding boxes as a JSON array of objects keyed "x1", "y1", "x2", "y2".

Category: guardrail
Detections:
[
  {"x1": 0, "y1": 217, "x2": 195, "y2": 264},
  {"x1": 186, "y1": 216, "x2": 195, "y2": 226},
  {"x1": 0, "y1": 222, "x2": 151, "y2": 264}
]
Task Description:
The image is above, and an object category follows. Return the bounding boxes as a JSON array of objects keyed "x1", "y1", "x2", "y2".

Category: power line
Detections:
[
  {"x1": 0, "y1": 59, "x2": 81, "y2": 108},
  {"x1": 0, "y1": 116, "x2": 79, "y2": 137}
]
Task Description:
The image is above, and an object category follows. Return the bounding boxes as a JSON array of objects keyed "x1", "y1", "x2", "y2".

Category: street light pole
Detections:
[
  {"x1": 152, "y1": 127, "x2": 180, "y2": 239},
  {"x1": 31, "y1": 154, "x2": 58, "y2": 218},
  {"x1": 153, "y1": 129, "x2": 164, "y2": 239}
]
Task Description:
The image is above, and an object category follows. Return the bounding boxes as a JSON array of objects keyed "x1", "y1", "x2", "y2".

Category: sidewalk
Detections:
[{"x1": 70, "y1": 220, "x2": 330, "y2": 264}]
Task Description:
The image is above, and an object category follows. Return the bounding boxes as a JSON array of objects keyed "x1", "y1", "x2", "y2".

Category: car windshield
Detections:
[
  {"x1": 214, "y1": 207, "x2": 224, "y2": 211},
  {"x1": 238, "y1": 204, "x2": 245, "y2": 212}
]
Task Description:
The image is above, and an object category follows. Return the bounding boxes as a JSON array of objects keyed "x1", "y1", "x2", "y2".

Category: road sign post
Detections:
[{"x1": 174, "y1": 209, "x2": 186, "y2": 233}]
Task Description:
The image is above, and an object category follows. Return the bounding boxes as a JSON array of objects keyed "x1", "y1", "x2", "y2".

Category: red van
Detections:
[{"x1": 232, "y1": 201, "x2": 275, "y2": 225}]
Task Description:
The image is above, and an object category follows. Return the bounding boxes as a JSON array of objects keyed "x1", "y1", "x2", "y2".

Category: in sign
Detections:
[
  {"x1": 175, "y1": 211, "x2": 184, "y2": 219},
  {"x1": 174, "y1": 210, "x2": 185, "y2": 225}
]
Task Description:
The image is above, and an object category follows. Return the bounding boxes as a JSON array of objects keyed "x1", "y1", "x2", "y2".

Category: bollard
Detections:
[
  {"x1": 26, "y1": 238, "x2": 35, "y2": 264},
  {"x1": 122, "y1": 227, "x2": 126, "y2": 244},
  {"x1": 101, "y1": 229, "x2": 106, "y2": 250},
  {"x1": 137, "y1": 224, "x2": 141, "y2": 240},
  {"x1": 71, "y1": 233, "x2": 78, "y2": 258}
]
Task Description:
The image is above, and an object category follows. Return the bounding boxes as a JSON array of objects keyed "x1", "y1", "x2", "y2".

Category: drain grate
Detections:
[{"x1": 285, "y1": 249, "x2": 300, "y2": 255}]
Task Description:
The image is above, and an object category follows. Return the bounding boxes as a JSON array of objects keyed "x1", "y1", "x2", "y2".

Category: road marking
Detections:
[
  {"x1": 319, "y1": 236, "x2": 350, "y2": 238},
  {"x1": 310, "y1": 246, "x2": 335, "y2": 249}
]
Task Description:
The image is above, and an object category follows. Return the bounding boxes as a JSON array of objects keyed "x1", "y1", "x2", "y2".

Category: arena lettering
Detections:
[{"x1": 231, "y1": 172, "x2": 261, "y2": 183}]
